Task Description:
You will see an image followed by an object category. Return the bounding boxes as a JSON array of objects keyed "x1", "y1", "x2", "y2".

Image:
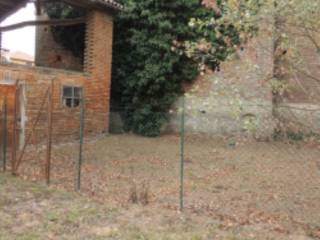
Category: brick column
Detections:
[{"x1": 84, "y1": 10, "x2": 114, "y2": 133}]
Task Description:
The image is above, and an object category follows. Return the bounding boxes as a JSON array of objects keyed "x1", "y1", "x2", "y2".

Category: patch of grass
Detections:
[
  {"x1": 0, "y1": 174, "x2": 6, "y2": 184},
  {"x1": 0, "y1": 195, "x2": 12, "y2": 207},
  {"x1": 191, "y1": 235, "x2": 203, "y2": 240},
  {"x1": 47, "y1": 211, "x2": 60, "y2": 222},
  {"x1": 287, "y1": 131, "x2": 305, "y2": 142},
  {"x1": 64, "y1": 208, "x2": 83, "y2": 225},
  {"x1": 29, "y1": 186, "x2": 55, "y2": 200},
  {"x1": 17, "y1": 232, "x2": 41, "y2": 240}
]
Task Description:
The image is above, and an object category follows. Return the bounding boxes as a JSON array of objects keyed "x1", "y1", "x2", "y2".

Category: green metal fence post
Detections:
[
  {"x1": 180, "y1": 95, "x2": 185, "y2": 211},
  {"x1": 2, "y1": 96, "x2": 7, "y2": 172},
  {"x1": 76, "y1": 97, "x2": 85, "y2": 191}
]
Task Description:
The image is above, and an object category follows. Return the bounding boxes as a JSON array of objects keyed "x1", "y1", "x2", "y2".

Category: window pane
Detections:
[
  {"x1": 74, "y1": 87, "x2": 82, "y2": 98},
  {"x1": 73, "y1": 99, "x2": 80, "y2": 108},
  {"x1": 65, "y1": 98, "x2": 73, "y2": 108},
  {"x1": 63, "y1": 87, "x2": 73, "y2": 97},
  {"x1": 62, "y1": 86, "x2": 82, "y2": 108}
]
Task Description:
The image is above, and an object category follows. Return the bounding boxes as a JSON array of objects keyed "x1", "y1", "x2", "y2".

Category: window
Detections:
[{"x1": 62, "y1": 86, "x2": 82, "y2": 108}]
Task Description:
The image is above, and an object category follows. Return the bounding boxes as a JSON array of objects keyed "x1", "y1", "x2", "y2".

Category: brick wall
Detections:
[
  {"x1": 35, "y1": 14, "x2": 83, "y2": 71},
  {"x1": 0, "y1": 8, "x2": 115, "y2": 145},
  {"x1": 0, "y1": 64, "x2": 88, "y2": 144},
  {"x1": 84, "y1": 10, "x2": 114, "y2": 134}
]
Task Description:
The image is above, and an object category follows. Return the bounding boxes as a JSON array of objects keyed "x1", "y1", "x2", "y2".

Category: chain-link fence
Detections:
[
  {"x1": 0, "y1": 82, "x2": 86, "y2": 191},
  {"x1": 1, "y1": 93, "x2": 320, "y2": 236}
]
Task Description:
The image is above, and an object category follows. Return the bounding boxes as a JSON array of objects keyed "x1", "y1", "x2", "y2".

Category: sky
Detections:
[{"x1": 1, "y1": 3, "x2": 36, "y2": 57}]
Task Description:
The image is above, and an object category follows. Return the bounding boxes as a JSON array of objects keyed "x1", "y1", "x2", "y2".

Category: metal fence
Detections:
[
  {"x1": 0, "y1": 82, "x2": 85, "y2": 190},
  {"x1": 1, "y1": 92, "x2": 320, "y2": 236}
]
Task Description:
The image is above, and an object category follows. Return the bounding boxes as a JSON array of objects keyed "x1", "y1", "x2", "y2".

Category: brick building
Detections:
[{"x1": 0, "y1": 0, "x2": 122, "y2": 146}]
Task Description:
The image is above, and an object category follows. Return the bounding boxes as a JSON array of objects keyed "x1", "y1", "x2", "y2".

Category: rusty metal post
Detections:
[{"x1": 45, "y1": 80, "x2": 53, "y2": 185}]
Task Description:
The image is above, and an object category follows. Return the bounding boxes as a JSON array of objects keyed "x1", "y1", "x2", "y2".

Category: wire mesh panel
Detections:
[{"x1": 1, "y1": 84, "x2": 320, "y2": 238}]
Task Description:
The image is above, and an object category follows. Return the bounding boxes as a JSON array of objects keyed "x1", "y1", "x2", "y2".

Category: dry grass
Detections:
[{"x1": 8, "y1": 133, "x2": 320, "y2": 239}]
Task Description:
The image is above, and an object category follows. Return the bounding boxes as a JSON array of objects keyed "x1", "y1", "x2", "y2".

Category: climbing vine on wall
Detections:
[
  {"x1": 45, "y1": 0, "x2": 255, "y2": 136},
  {"x1": 112, "y1": 0, "x2": 242, "y2": 136}
]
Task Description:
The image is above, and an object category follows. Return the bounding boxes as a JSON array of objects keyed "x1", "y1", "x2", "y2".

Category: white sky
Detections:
[{"x1": 1, "y1": 3, "x2": 36, "y2": 57}]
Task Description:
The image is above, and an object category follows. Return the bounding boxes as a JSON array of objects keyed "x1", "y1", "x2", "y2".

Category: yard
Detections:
[{"x1": 1, "y1": 134, "x2": 320, "y2": 239}]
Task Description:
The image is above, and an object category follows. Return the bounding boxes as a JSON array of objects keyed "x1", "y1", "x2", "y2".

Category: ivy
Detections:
[
  {"x1": 112, "y1": 0, "x2": 240, "y2": 136},
  {"x1": 44, "y1": 0, "x2": 242, "y2": 137}
]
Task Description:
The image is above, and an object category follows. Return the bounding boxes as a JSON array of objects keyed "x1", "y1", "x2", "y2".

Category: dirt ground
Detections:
[{"x1": 4, "y1": 134, "x2": 320, "y2": 239}]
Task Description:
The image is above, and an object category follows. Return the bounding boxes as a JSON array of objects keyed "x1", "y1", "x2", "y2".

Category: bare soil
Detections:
[{"x1": 3, "y1": 134, "x2": 320, "y2": 239}]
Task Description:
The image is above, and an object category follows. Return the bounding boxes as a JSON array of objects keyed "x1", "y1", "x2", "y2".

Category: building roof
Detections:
[
  {"x1": 0, "y1": 0, "x2": 122, "y2": 22},
  {"x1": 0, "y1": 0, "x2": 28, "y2": 22},
  {"x1": 9, "y1": 51, "x2": 34, "y2": 63},
  {"x1": 62, "y1": 0, "x2": 123, "y2": 11},
  {"x1": 87, "y1": 0, "x2": 123, "y2": 10}
]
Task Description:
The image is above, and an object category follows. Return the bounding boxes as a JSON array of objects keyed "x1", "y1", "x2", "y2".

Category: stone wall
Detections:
[
  {"x1": 169, "y1": 19, "x2": 320, "y2": 137},
  {"x1": 170, "y1": 24, "x2": 275, "y2": 138},
  {"x1": 276, "y1": 26, "x2": 320, "y2": 134},
  {"x1": 281, "y1": 27, "x2": 320, "y2": 104}
]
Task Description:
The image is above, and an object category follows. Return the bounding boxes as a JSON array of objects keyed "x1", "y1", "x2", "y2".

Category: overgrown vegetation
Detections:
[
  {"x1": 112, "y1": 0, "x2": 244, "y2": 136},
  {"x1": 45, "y1": 0, "x2": 258, "y2": 136}
]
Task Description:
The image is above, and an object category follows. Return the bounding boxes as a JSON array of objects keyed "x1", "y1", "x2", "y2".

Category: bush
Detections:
[{"x1": 112, "y1": 0, "x2": 240, "y2": 136}]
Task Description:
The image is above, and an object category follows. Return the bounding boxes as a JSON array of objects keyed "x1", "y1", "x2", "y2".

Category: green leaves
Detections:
[
  {"x1": 112, "y1": 0, "x2": 205, "y2": 136},
  {"x1": 112, "y1": 0, "x2": 247, "y2": 136},
  {"x1": 45, "y1": 0, "x2": 249, "y2": 137}
]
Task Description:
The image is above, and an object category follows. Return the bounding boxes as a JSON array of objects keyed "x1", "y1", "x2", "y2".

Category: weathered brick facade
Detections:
[
  {"x1": 84, "y1": 11, "x2": 114, "y2": 134},
  {"x1": 35, "y1": 14, "x2": 83, "y2": 71},
  {"x1": 0, "y1": 6, "x2": 115, "y2": 146}
]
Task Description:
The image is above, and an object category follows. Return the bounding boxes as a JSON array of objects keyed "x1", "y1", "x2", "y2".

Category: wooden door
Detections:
[{"x1": 0, "y1": 85, "x2": 18, "y2": 148}]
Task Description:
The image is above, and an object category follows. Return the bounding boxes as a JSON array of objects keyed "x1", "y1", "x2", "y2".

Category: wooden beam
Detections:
[{"x1": 0, "y1": 17, "x2": 85, "y2": 32}]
